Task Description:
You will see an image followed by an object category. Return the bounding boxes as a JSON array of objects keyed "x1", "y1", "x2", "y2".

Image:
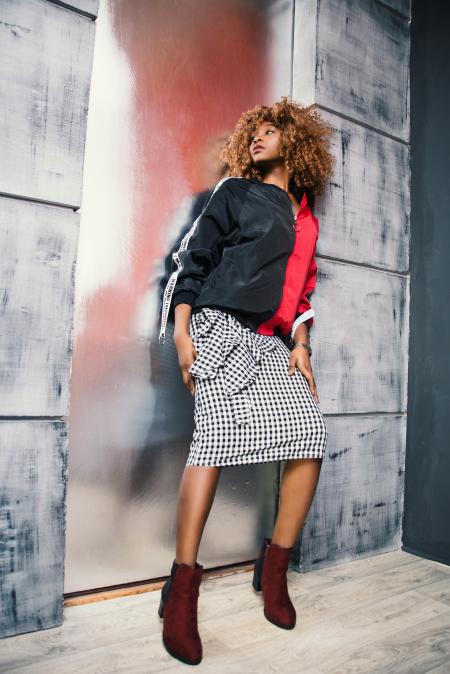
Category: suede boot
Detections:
[
  {"x1": 252, "y1": 537, "x2": 296, "y2": 629},
  {"x1": 158, "y1": 559, "x2": 204, "y2": 665}
]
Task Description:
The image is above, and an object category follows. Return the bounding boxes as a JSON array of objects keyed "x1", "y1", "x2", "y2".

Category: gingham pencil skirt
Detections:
[{"x1": 186, "y1": 307, "x2": 328, "y2": 467}]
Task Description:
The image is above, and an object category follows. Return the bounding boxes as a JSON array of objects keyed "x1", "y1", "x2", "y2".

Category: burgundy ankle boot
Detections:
[
  {"x1": 158, "y1": 559, "x2": 204, "y2": 665},
  {"x1": 252, "y1": 537, "x2": 296, "y2": 629}
]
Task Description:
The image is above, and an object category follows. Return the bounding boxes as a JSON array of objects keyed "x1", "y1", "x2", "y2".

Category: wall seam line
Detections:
[
  {"x1": 315, "y1": 103, "x2": 410, "y2": 146},
  {"x1": 43, "y1": 0, "x2": 97, "y2": 21}
]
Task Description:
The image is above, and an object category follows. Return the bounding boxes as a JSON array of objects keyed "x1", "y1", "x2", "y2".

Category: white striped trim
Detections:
[
  {"x1": 290, "y1": 308, "x2": 315, "y2": 341},
  {"x1": 158, "y1": 176, "x2": 240, "y2": 345}
]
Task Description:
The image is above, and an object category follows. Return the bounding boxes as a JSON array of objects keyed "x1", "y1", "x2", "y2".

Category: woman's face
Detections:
[{"x1": 249, "y1": 122, "x2": 282, "y2": 165}]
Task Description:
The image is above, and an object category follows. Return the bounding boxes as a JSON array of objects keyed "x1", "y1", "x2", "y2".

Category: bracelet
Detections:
[{"x1": 292, "y1": 341, "x2": 312, "y2": 356}]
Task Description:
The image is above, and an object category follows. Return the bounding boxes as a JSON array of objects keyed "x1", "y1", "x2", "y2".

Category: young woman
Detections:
[{"x1": 157, "y1": 96, "x2": 335, "y2": 665}]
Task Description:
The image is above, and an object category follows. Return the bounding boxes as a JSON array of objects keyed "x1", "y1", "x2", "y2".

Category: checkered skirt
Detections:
[{"x1": 186, "y1": 307, "x2": 328, "y2": 466}]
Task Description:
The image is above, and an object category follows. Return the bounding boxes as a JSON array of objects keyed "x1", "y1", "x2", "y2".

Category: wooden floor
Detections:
[{"x1": 1, "y1": 550, "x2": 449, "y2": 673}]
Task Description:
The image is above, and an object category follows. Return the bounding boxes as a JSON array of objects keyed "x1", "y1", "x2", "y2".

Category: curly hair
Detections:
[{"x1": 220, "y1": 96, "x2": 335, "y2": 199}]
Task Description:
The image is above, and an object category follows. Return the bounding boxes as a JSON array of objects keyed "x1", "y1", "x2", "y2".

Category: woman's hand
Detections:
[
  {"x1": 288, "y1": 345, "x2": 319, "y2": 403},
  {"x1": 174, "y1": 332, "x2": 198, "y2": 396}
]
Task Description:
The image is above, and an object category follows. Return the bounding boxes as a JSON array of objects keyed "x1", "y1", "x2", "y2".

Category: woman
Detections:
[{"x1": 158, "y1": 96, "x2": 335, "y2": 665}]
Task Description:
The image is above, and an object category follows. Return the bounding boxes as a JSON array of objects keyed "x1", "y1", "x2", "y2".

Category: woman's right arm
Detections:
[
  {"x1": 165, "y1": 178, "x2": 237, "y2": 391},
  {"x1": 159, "y1": 177, "x2": 237, "y2": 346},
  {"x1": 173, "y1": 303, "x2": 197, "y2": 395}
]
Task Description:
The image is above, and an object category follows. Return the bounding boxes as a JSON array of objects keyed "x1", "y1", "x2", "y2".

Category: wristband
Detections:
[{"x1": 292, "y1": 342, "x2": 312, "y2": 356}]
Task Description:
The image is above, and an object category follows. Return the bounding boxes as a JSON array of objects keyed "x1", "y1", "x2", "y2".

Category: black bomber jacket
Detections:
[{"x1": 158, "y1": 175, "x2": 317, "y2": 345}]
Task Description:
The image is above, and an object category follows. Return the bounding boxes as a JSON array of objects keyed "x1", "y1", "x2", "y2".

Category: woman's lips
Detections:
[{"x1": 253, "y1": 146, "x2": 264, "y2": 153}]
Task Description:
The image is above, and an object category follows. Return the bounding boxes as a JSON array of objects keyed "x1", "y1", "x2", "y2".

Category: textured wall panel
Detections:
[
  {"x1": 0, "y1": 0, "x2": 95, "y2": 206},
  {"x1": 266, "y1": 0, "x2": 294, "y2": 99},
  {"x1": 293, "y1": 414, "x2": 406, "y2": 570},
  {"x1": 292, "y1": 0, "x2": 317, "y2": 106},
  {"x1": 316, "y1": 111, "x2": 410, "y2": 273},
  {"x1": 0, "y1": 197, "x2": 79, "y2": 416},
  {"x1": 291, "y1": 0, "x2": 410, "y2": 571},
  {"x1": 313, "y1": 259, "x2": 409, "y2": 414},
  {"x1": 0, "y1": 422, "x2": 68, "y2": 638},
  {"x1": 294, "y1": 0, "x2": 410, "y2": 141}
]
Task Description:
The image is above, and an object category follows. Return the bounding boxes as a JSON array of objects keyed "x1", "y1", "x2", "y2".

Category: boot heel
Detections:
[
  {"x1": 158, "y1": 578, "x2": 172, "y2": 619},
  {"x1": 252, "y1": 554, "x2": 264, "y2": 592}
]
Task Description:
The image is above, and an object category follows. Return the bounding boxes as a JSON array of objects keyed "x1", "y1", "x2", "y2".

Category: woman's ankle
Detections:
[
  {"x1": 269, "y1": 537, "x2": 294, "y2": 549},
  {"x1": 175, "y1": 558, "x2": 196, "y2": 567}
]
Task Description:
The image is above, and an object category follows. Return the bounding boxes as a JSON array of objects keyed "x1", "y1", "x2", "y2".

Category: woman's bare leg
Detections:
[
  {"x1": 175, "y1": 465, "x2": 222, "y2": 566},
  {"x1": 271, "y1": 458, "x2": 323, "y2": 548}
]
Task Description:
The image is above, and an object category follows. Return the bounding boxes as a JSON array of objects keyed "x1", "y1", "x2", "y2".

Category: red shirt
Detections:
[{"x1": 256, "y1": 192, "x2": 318, "y2": 337}]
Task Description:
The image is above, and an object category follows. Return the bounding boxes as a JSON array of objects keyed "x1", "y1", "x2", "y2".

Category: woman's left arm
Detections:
[
  {"x1": 290, "y1": 244, "x2": 317, "y2": 337},
  {"x1": 287, "y1": 244, "x2": 319, "y2": 403}
]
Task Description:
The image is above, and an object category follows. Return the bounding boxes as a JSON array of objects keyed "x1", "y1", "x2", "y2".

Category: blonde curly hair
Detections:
[{"x1": 220, "y1": 96, "x2": 335, "y2": 199}]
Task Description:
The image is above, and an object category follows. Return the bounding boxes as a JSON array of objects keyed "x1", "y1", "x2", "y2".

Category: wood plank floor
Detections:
[{"x1": 0, "y1": 550, "x2": 449, "y2": 673}]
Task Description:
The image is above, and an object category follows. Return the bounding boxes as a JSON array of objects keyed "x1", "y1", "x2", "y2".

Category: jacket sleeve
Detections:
[
  {"x1": 290, "y1": 241, "x2": 318, "y2": 339},
  {"x1": 158, "y1": 177, "x2": 234, "y2": 344},
  {"x1": 172, "y1": 181, "x2": 233, "y2": 307}
]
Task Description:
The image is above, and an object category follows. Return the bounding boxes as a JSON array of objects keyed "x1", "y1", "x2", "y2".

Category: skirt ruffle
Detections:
[{"x1": 189, "y1": 308, "x2": 279, "y2": 426}]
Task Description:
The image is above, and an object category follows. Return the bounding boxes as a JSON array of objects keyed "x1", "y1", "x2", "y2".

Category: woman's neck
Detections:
[{"x1": 260, "y1": 165, "x2": 291, "y2": 193}]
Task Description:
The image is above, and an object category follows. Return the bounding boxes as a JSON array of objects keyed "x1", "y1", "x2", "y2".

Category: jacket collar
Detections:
[{"x1": 249, "y1": 177, "x2": 308, "y2": 214}]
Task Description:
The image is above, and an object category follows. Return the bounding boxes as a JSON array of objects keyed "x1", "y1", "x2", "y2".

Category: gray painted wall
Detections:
[
  {"x1": 0, "y1": 0, "x2": 99, "y2": 638},
  {"x1": 403, "y1": 0, "x2": 450, "y2": 565},
  {"x1": 291, "y1": 0, "x2": 411, "y2": 570}
]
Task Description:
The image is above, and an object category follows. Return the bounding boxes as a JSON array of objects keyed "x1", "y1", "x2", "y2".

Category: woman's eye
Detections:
[{"x1": 251, "y1": 129, "x2": 275, "y2": 141}]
